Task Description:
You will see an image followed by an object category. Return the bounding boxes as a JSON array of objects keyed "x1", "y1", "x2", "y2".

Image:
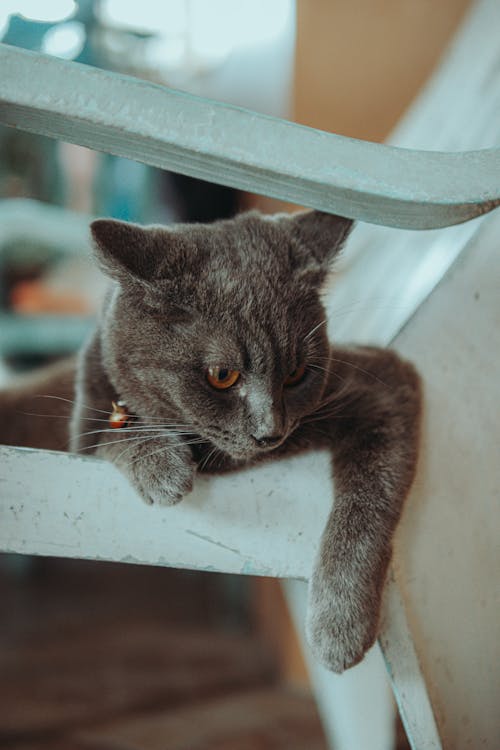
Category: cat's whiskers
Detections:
[
  {"x1": 302, "y1": 410, "x2": 356, "y2": 426},
  {"x1": 199, "y1": 447, "x2": 215, "y2": 472},
  {"x1": 207, "y1": 446, "x2": 224, "y2": 472},
  {"x1": 325, "y1": 297, "x2": 413, "y2": 320},
  {"x1": 199, "y1": 445, "x2": 221, "y2": 472},
  {"x1": 302, "y1": 405, "x2": 342, "y2": 425},
  {"x1": 127, "y1": 436, "x2": 207, "y2": 468},
  {"x1": 114, "y1": 432, "x2": 202, "y2": 463},
  {"x1": 308, "y1": 362, "x2": 348, "y2": 386},
  {"x1": 76, "y1": 431, "x2": 205, "y2": 461},
  {"x1": 20, "y1": 411, "x2": 109, "y2": 422},
  {"x1": 73, "y1": 425, "x2": 195, "y2": 440},
  {"x1": 32, "y1": 395, "x2": 192, "y2": 424},
  {"x1": 330, "y1": 357, "x2": 387, "y2": 386},
  {"x1": 33, "y1": 394, "x2": 115, "y2": 417},
  {"x1": 21, "y1": 412, "x2": 193, "y2": 433},
  {"x1": 303, "y1": 318, "x2": 328, "y2": 343},
  {"x1": 307, "y1": 355, "x2": 388, "y2": 386},
  {"x1": 302, "y1": 386, "x2": 362, "y2": 425},
  {"x1": 76, "y1": 432, "x2": 170, "y2": 454}
]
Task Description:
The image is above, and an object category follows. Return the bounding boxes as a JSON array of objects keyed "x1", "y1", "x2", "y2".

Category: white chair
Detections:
[{"x1": 1, "y1": 1, "x2": 499, "y2": 747}]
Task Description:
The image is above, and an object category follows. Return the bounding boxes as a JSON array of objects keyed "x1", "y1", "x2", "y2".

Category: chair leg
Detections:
[
  {"x1": 378, "y1": 574, "x2": 442, "y2": 750},
  {"x1": 283, "y1": 579, "x2": 396, "y2": 750},
  {"x1": 283, "y1": 575, "x2": 443, "y2": 750}
]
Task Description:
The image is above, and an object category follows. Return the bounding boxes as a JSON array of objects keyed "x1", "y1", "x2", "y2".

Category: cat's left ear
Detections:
[
  {"x1": 90, "y1": 219, "x2": 195, "y2": 314},
  {"x1": 288, "y1": 210, "x2": 353, "y2": 272},
  {"x1": 90, "y1": 219, "x2": 160, "y2": 285}
]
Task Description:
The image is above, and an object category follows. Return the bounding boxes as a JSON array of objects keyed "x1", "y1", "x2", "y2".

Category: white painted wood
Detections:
[
  {"x1": 391, "y1": 211, "x2": 500, "y2": 749},
  {"x1": 378, "y1": 575, "x2": 443, "y2": 750},
  {"x1": 0, "y1": 44, "x2": 499, "y2": 230},
  {"x1": 0, "y1": 445, "x2": 331, "y2": 579}
]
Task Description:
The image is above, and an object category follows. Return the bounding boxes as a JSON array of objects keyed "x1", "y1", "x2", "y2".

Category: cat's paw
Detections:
[
  {"x1": 305, "y1": 576, "x2": 380, "y2": 673},
  {"x1": 104, "y1": 440, "x2": 195, "y2": 506},
  {"x1": 131, "y1": 454, "x2": 194, "y2": 506}
]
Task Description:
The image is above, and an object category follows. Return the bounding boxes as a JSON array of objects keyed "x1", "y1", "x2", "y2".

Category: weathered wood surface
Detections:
[
  {"x1": 392, "y1": 211, "x2": 500, "y2": 750},
  {"x1": 0, "y1": 43, "x2": 499, "y2": 230},
  {"x1": 0, "y1": 445, "x2": 331, "y2": 579}
]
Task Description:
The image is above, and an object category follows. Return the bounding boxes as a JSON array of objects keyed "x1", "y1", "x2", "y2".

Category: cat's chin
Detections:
[
  {"x1": 205, "y1": 443, "x2": 264, "y2": 465},
  {"x1": 222, "y1": 425, "x2": 298, "y2": 462},
  {"x1": 220, "y1": 442, "x2": 283, "y2": 464},
  {"x1": 218, "y1": 446, "x2": 256, "y2": 463}
]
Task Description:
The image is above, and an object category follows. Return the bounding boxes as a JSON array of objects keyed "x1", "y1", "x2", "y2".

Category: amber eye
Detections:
[
  {"x1": 284, "y1": 363, "x2": 307, "y2": 387},
  {"x1": 206, "y1": 366, "x2": 240, "y2": 390}
]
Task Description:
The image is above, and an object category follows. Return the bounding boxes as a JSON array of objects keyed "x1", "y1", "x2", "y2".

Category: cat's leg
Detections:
[
  {"x1": 303, "y1": 346, "x2": 421, "y2": 672},
  {"x1": 70, "y1": 332, "x2": 195, "y2": 506},
  {"x1": 98, "y1": 430, "x2": 195, "y2": 506}
]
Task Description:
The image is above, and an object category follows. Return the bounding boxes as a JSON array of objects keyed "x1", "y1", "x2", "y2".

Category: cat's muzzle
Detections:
[{"x1": 251, "y1": 433, "x2": 285, "y2": 450}]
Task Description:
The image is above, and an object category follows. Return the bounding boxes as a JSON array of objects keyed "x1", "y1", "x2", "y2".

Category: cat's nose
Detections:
[{"x1": 252, "y1": 434, "x2": 284, "y2": 449}]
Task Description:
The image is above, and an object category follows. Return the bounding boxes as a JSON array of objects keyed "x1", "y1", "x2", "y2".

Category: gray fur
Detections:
[{"x1": 69, "y1": 210, "x2": 421, "y2": 672}]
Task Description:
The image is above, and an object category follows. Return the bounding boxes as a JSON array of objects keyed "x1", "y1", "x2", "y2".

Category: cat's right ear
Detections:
[
  {"x1": 90, "y1": 219, "x2": 159, "y2": 285},
  {"x1": 287, "y1": 210, "x2": 354, "y2": 273}
]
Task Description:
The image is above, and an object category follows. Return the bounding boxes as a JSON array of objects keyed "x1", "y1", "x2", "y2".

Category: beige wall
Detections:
[
  {"x1": 294, "y1": 0, "x2": 472, "y2": 142},
  {"x1": 246, "y1": 0, "x2": 471, "y2": 213}
]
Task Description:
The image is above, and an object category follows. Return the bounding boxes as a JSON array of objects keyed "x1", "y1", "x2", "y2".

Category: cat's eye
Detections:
[
  {"x1": 284, "y1": 363, "x2": 307, "y2": 387},
  {"x1": 206, "y1": 366, "x2": 240, "y2": 390}
]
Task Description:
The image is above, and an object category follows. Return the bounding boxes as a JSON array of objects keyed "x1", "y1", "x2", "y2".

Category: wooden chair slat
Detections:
[{"x1": 1, "y1": 43, "x2": 498, "y2": 231}]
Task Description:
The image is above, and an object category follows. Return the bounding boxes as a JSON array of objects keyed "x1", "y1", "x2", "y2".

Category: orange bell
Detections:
[{"x1": 109, "y1": 400, "x2": 129, "y2": 429}]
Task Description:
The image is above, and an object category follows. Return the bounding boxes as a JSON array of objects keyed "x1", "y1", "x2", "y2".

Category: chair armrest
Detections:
[{"x1": 1, "y1": 43, "x2": 498, "y2": 231}]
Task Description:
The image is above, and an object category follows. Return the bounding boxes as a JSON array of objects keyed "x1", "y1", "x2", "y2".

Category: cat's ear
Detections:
[
  {"x1": 90, "y1": 219, "x2": 195, "y2": 315},
  {"x1": 288, "y1": 210, "x2": 353, "y2": 272},
  {"x1": 90, "y1": 219, "x2": 160, "y2": 284}
]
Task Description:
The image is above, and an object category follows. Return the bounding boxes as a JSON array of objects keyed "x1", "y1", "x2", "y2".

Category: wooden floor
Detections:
[{"x1": 0, "y1": 556, "x2": 329, "y2": 750}]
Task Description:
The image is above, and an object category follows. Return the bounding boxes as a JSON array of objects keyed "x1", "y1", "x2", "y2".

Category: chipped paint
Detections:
[{"x1": 185, "y1": 530, "x2": 241, "y2": 556}]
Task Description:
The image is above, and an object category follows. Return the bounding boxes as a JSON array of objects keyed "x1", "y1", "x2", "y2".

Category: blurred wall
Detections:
[{"x1": 294, "y1": 0, "x2": 472, "y2": 141}]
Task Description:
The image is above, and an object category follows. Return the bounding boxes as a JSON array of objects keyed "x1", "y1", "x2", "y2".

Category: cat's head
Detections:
[{"x1": 91, "y1": 210, "x2": 352, "y2": 461}]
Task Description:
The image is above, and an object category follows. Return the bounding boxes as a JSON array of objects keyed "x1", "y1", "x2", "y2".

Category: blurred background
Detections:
[{"x1": 0, "y1": 1, "x2": 471, "y2": 748}]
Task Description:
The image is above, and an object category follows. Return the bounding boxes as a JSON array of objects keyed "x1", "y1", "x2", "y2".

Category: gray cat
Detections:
[{"x1": 66, "y1": 209, "x2": 421, "y2": 673}]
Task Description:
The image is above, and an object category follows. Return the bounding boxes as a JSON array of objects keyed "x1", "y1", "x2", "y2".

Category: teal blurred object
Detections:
[
  {"x1": 0, "y1": 313, "x2": 94, "y2": 357},
  {"x1": 0, "y1": 199, "x2": 97, "y2": 362},
  {"x1": 94, "y1": 154, "x2": 160, "y2": 224}
]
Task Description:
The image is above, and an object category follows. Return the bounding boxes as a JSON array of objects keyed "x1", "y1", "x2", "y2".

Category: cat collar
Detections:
[{"x1": 109, "y1": 400, "x2": 129, "y2": 428}]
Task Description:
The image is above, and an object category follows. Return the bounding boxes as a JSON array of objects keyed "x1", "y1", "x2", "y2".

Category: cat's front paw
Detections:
[
  {"x1": 104, "y1": 439, "x2": 195, "y2": 506},
  {"x1": 131, "y1": 453, "x2": 194, "y2": 506},
  {"x1": 305, "y1": 575, "x2": 380, "y2": 673}
]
